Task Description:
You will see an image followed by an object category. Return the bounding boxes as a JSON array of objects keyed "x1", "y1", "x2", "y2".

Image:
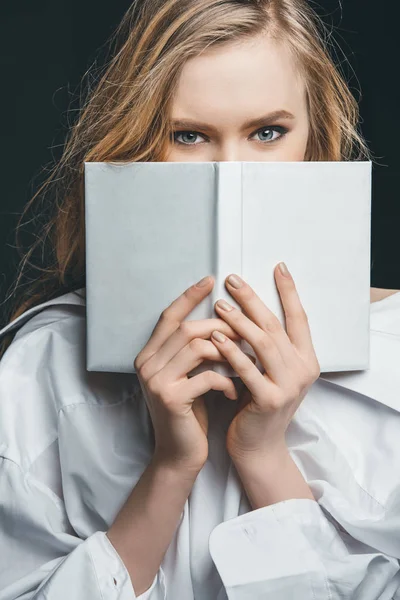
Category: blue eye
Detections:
[
  {"x1": 253, "y1": 126, "x2": 288, "y2": 143},
  {"x1": 172, "y1": 131, "x2": 206, "y2": 145},
  {"x1": 171, "y1": 125, "x2": 288, "y2": 147}
]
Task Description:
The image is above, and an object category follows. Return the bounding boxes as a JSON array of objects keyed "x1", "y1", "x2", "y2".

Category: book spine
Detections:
[{"x1": 212, "y1": 162, "x2": 244, "y2": 378}]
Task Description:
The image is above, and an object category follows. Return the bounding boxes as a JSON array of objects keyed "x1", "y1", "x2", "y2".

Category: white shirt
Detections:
[{"x1": 1, "y1": 287, "x2": 400, "y2": 600}]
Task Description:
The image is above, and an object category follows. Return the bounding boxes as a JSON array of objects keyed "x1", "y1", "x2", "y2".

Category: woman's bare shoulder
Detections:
[{"x1": 370, "y1": 287, "x2": 400, "y2": 303}]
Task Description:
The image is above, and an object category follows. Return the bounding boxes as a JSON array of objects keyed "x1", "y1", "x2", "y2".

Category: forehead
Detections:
[{"x1": 171, "y1": 33, "x2": 306, "y2": 121}]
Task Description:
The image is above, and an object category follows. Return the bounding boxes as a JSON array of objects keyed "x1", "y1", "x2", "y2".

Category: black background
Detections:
[{"x1": 1, "y1": 0, "x2": 399, "y2": 325}]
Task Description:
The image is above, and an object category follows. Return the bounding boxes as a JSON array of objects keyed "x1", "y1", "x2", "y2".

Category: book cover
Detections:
[{"x1": 84, "y1": 161, "x2": 372, "y2": 377}]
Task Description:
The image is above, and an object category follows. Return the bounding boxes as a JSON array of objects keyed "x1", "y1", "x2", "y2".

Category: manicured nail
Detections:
[
  {"x1": 227, "y1": 274, "x2": 243, "y2": 289},
  {"x1": 212, "y1": 331, "x2": 226, "y2": 342},
  {"x1": 278, "y1": 262, "x2": 290, "y2": 277},
  {"x1": 195, "y1": 276, "x2": 211, "y2": 287},
  {"x1": 216, "y1": 299, "x2": 233, "y2": 311}
]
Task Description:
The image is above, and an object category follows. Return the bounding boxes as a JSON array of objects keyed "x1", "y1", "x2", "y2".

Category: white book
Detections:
[{"x1": 84, "y1": 160, "x2": 372, "y2": 377}]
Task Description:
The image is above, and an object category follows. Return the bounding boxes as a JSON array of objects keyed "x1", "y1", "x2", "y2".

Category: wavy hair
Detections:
[{"x1": 0, "y1": 0, "x2": 371, "y2": 359}]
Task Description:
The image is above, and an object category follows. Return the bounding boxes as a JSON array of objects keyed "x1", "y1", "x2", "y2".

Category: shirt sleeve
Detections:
[
  {"x1": 0, "y1": 457, "x2": 167, "y2": 600},
  {"x1": 208, "y1": 498, "x2": 400, "y2": 599}
]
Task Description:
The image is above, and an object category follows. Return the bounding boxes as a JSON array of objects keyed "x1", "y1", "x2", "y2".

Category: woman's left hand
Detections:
[{"x1": 211, "y1": 262, "x2": 321, "y2": 464}]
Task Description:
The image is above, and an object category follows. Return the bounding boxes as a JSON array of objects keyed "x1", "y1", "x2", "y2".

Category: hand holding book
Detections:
[
  {"x1": 133, "y1": 257, "x2": 319, "y2": 478},
  {"x1": 209, "y1": 262, "x2": 320, "y2": 464},
  {"x1": 133, "y1": 274, "x2": 241, "y2": 474}
]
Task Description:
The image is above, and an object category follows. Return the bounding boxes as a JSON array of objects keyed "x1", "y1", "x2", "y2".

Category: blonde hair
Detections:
[{"x1": 0, "y1": 0, "x2": 371, "y2": 359}]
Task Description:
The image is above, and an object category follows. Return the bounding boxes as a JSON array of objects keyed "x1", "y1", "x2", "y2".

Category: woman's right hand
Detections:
[{"x1": 134, "y1": 275, "x2": 240, "y2": 474}]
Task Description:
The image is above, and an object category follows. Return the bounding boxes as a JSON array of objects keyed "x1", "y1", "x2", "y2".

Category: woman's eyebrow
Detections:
[{"x1": 171, "y1": 110, "x2": 295, "y2": 133}]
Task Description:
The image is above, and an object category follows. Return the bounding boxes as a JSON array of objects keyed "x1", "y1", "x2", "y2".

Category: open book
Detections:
[{"x1": 84, "y1": 160, "x2": 372, "y2": 377}]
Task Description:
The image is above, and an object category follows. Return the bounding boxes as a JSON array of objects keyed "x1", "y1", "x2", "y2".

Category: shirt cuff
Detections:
[
  {"x1": 87, "y1": 531, "x2": 166, "y2": 599},
  {"x1": 208, "y1": 498, "x2": 331, "y2": 599}
]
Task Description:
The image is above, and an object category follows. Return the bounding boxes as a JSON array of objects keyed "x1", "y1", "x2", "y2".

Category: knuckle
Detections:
[
  {"x1": 310, "y1": 360, "x2": 321, "y2": 381},
  {"x1": 188, "y1": 337, "x2": 205, "y2": 354},
  {"x1": 158, "y1": 307, "x2": 172, "y2": 324},
  {"x1": 240, "y1": 362, "x2": 254, "y2": 379},
  {"x1": 205, "y1": 369, "x2": 215, "y2": 384},
  {"x1": 160, "y1": 390, "x2": 176, "y2": 408},
  {"x1": 257, "y1": 333, "x2": 272, "y2": 352},
  {"x1": 147, "y1": 373, "x2": 162, "y2": 397},
  {"x1": 135, "y1": 351, "x2": 157, "y2": 379},
  {"x1": 299, "y1": 375, "x2": 310, "y2": 391},
  {"x1": 267, "y1": 393, "x2": 285, "y2": 411},
  {"x1": 289, "y1": 384, "x2": 303, "y2": 399},
  {"x1": 287, "y1": 307, "x2": 308, "y2": 324},
  {"x1": 133, "y1": 352, "x2": 143, "y2": 372},
  {"x1": 177, "y1": 321, "x2": 192, "y2": 340},
  {"x1": 139, "y1": 360, "x2": 154, "y2": 382},
  {"x1": 198, "y1": 369, "x2": 214, "y2": 388},
  {"x1": 299, "y1": 362, "x2": 319, "y2": 387},
  {"x1": 295, "y1": 366, "x2": 310, "y2": 391},
  {"x1": 264, "y1": 316, "x2": 281, "y2": 334},
  {"x1": 206, "y1": 369, "x2": 223, "y2": 386},
  {"x1": 298, "y1": 307, "x2": 309, "y2": 322},
  {"x1": 314, "y1": 363, "x2": 321, "y2": 379}
]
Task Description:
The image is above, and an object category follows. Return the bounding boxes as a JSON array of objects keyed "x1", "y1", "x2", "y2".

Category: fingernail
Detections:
[
  {"x1": 227, "y1": 274, "x2": 243, "y2": 289},
  {"x1": 278, "y1": 262, "x2": 290, "y2": 277},
  {"x1": 212, "y1": 330, "x2": 226, "y2": 342},
  {"x1": 216, "y1": 299, "x2": 233, "y2": 311},
  {"x1": 195, "y1": 276, "x2": 211, "y2": 287}
]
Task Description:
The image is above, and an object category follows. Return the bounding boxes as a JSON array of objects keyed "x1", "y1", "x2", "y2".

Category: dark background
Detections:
[{"x1": 1, "y1": 1, "x2": 399, "y2": 326}]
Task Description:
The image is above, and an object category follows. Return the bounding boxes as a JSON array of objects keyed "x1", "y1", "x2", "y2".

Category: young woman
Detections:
[{"x1": 1, "y1": 0, "x2": 400, "y2": 598}]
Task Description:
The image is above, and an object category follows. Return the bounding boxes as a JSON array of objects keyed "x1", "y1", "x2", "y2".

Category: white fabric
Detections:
[{"x1": 1, "y1": 287, "x2": 400, "y2": 599}]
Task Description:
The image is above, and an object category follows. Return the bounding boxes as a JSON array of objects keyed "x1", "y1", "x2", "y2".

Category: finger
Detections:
[
  {"x1": 140, "y1": 318, "x2": 241, "y2": 377},
  {"x1": 210, "y1": 330, "x2": 276, "y2": 402},
  {"x1": 274, "y1": 263, "x2": 317, "y2": 359},
  {"x1": 135, "y1": 276, "x2": 215, "y2": 369},
  {"x1": 158, "y1": 338, "x2": 230, "y2": 381},
  {"x1": 225, "y1": 273, "x2": 296, "y2": 365},
  {"x1": 185, "y1": 370, "x2": 238, "y2": 400},
  {"x1": 214, "y1": 299, "x2": 288, "y2": 384}
]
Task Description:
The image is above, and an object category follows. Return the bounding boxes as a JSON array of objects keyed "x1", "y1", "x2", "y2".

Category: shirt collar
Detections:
[{"x1": 0, "y1": 287, "x2": 86, "y2": 342}]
